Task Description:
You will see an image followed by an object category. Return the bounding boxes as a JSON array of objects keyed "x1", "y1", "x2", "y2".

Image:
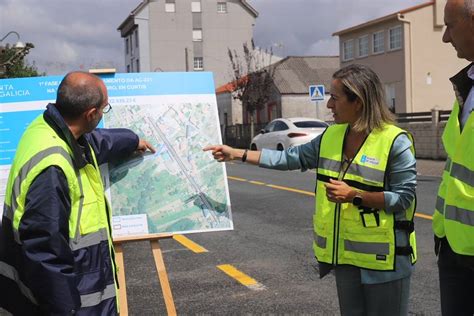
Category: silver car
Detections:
[{"x1": 250, "y1": 117, "x2": 329, "y2": 151}]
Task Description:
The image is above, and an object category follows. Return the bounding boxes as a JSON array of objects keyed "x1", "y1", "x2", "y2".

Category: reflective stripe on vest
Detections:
[
  {"x1": 318, "y1": 157, "x2": 341, "y2": 174},
  {"x1": 70, "y1": 228, "x2": 109, "y2": 251},
  {"x1": 314, "y1": 124, "x2": 417, "y2": 270},
  {"x1": 5, "y1": 146, "x2": 74, "y2": 222},
  {"x1": 347, "y1": 163, "x2": 385, "y2": 184},
  {"x1": 80, "y1": 283, "x2": 116, "y2": 308},
  {"x1": 0, "y1": 261, "x2": 38, "y2": 305},
  {"x1": 445, "y1": 157, "x2": 452, "y2": 172},
  {"x1": 450, "y1": 162, "x2": 474, "y2": 187},
  {"x1": 318, "y1": 157, "x2": 385, "y2": 184},
  {"x1": 1, "y1": 247, "x2": 119, "y2": 309},
  {"x1": 445, "y1": 205, "x2": 474, "y2": 226},
  {"x1": 313, "y1": 231, "x2": 327, "y2": 249},
  {"x1": 433, "y1": 157, "x2": 452, "y2": 237},
  {"x1": 436, "y1": 196, "x2": 445, "y2": 216},
  {"x1": 344, "y1": 240, "x2": 390, "y2": 256},
  {"x1": 5, "y1": 146, "x2": 75, "y2": 245}
]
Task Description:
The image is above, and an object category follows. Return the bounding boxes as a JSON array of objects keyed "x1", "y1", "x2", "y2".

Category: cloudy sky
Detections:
[{"x1": 0, "y1": 0, "x2": 428, "y2": 75}]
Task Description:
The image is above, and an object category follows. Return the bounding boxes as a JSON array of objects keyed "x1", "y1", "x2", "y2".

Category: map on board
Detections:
[{"x1": 104, "y1": 96, "x2": 232, "y2": 236}]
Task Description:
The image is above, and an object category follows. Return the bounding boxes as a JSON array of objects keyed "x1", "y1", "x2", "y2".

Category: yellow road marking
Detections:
[
  {"x1": 415, "y1": 212, "x2": 433, "y2": 220},
  {"x1": 228, "y1": 176, "x2": 247, "y2": 182},
  {"x1": 249, "y1": 180, "x2": 265, "y2": 185},
  {"x1": 173, "y1": 235, "x2": 208, "y2": 253},
  {"x1": 227, "y1": 176, "x2": 433, "y2": 220},
  {"x1": 266, "y1": 184, "x2": 315, "y2": 196},
  {"x1": 217, "y1": 264, "x2": 266, "y2": 290}
]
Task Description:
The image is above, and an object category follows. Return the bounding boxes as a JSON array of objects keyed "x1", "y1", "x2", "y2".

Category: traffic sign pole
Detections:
[{"x1": 309, "y1": 84, "x2": 325, "y2": 120}]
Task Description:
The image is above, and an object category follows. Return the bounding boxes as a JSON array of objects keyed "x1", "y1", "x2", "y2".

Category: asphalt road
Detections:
[{"x1": 121, "y1": 161, "x2": 442, "y2": 315}]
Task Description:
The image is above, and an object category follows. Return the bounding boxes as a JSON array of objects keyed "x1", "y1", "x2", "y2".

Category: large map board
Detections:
[{"x1": 0, "y1": 72, "x2": 233, "y2": 237}]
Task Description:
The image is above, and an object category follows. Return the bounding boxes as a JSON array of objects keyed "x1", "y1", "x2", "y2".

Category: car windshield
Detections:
[{"x1": 293, "y1": 121, "x2": 328, "y2": 128}]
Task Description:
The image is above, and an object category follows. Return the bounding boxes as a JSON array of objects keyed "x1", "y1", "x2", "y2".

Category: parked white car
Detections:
[{"x1": 250, "y1": 117, "x2": 329, "y2": 150}]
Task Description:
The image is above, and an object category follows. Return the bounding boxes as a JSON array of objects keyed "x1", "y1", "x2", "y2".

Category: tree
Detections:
[
  {"x1": 227, "y1": 40, "x2": 276, "y2": 140},
  {"x1": 0, "y1": 43, "x2": 42, "y2": 78}
]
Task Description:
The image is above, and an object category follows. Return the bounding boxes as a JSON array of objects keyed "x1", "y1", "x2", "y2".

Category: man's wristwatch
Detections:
[{"x1": 352, "y1": 194, "x2": 363, "y2": 206}]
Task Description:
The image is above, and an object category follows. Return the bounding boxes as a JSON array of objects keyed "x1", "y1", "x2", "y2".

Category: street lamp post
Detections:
[
  {"x1": 0, "y1": 31, "x2": 34, "y2": 78},
  {"x1": 0, "y1": 31, "x2": 25, "y2": 49}
]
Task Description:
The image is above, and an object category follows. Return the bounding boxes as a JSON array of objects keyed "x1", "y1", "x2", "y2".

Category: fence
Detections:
[
  {"x1": 223, "y1": 123, "x2": 266, "y2": 148},
  {"x1": 396, "y1": 110, "x2": 451, "y2": 124},
  {"x1": 223, "y1": 109, "x2": 452, "y2": 160},
  {"x1": 397, "y1": 109, "x2": 451, "y2": 160}
]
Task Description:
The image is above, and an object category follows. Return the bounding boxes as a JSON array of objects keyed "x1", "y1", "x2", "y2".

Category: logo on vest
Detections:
[{"x1": 360, "y1": 155, "x2": 380, "y2": 166}]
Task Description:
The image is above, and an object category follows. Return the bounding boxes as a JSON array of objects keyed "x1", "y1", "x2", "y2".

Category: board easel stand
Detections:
[{"x1": 114, "y1": 233, "x2": 177, "y2": 316}]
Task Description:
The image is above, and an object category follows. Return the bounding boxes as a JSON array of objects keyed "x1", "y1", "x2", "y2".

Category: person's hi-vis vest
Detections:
[
  {"x1": 433, "y1": 101, "x2": 474, "y2": 255},
  {"x1": 313, "y1": 124, "x2": 417, "y2": 271},
  {"x1": 2, "y1": 115, "x2": 118, "y2": 310}
]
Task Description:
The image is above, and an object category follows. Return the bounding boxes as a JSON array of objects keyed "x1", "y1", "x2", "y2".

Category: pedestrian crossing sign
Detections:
[{"x1": 309, "y1": 85, "x2": 325, "y2": 101}]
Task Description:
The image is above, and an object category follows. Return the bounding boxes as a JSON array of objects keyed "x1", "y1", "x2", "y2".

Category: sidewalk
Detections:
[{"x1": 416, "y1": 159, "x2": 445, "y2": 177}]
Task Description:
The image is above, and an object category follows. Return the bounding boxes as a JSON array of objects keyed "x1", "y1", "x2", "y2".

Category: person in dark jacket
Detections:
[{"x1": 0, "y1": 71, "x2": 155, "y2": 315}]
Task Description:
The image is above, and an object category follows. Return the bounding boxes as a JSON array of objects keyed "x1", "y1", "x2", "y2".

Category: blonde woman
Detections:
[{"x1": 205, "y1": 64, "x2": 417, "y2": 316}]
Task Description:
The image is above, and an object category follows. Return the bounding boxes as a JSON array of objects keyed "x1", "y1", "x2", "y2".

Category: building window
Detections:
[
  {"x1": 136, "y1": 59, "x2": 140, "y2": 72},
  {"x1": 125, "y1": 38, "x2": 129, "y2": 54},
  {"x1": 342, "y1": 39, "x2": 354, "y2": 61},
  {"x1": 373, "y1": 31, "x2": 385, "y2": 54},
  {"x1": 358, "y1": 35, "x2": 368, "y2": 58},
  {"x1": 126, "y1": 65, "x2": 130, "y2": 73},
  {"x1": 129, "y1": 35, "x2": 133, "y2": 55},
  {"x1": 191, "y1": 1, "x2": 201, "y2": 12},
  {"x1": 389, "y1": 26, "x2": 402, "y2": 50},
  {"x1": 135, "y1": 30, "x2": 139, "y2": 48},
  {"x1": 193, "y1": 57, "x2": 203, "y2": 70},
  {"x1": 193, "y1": 29, "x2": 202, "y2": 41},
  {"x1": 165, "y1": 3, "x2": 175, "y2": 12},
  {"x1": 217, "y1": 2, "x2": 227, "y2": 13}
]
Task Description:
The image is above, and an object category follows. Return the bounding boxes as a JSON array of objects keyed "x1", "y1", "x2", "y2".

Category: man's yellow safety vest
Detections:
[
  {"x1": 2, "y1": 115, "x2": 118, "y2": 311},
  {"x1": 433, "y1": 101, "x2": 474, "y2": 255}
]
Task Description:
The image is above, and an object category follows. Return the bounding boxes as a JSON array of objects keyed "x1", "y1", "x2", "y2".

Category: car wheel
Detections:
[
  {"x1": 251, "y1": 144, "x2": 257, "y2": 150},
  {"x1": 277, "y1": 144, "x2": 284, "y2": 151}
]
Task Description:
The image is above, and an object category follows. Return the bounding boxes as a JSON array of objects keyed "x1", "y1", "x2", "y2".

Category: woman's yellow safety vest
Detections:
[
  {"x1": 313, "y1": 124, "x2": 417, "y2": 271},
  {"x1": 433, "y1": 101, "x2": 474, "y2": 255},
  {"x1": 2, "y1": 115, "x2": 118, "y2": 309}
]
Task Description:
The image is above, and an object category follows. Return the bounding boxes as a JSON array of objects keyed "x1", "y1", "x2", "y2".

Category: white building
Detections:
[{"x1": 117, "y1": 0, "x2": 258, "y2": 87}]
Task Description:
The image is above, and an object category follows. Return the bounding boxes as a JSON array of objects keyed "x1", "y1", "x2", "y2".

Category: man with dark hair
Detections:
[
  {"x1": 433, "y1": 0, "x2": 474, "y2": 314},
  {"x1": 0, "y1": 71, "x2": 155, "y2": 315}
]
